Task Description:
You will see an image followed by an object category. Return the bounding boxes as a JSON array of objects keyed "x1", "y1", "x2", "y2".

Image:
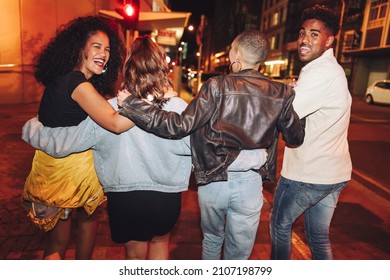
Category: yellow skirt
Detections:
[{"x1": 22, "y1": 150, "x2": 106, "y2": 231}]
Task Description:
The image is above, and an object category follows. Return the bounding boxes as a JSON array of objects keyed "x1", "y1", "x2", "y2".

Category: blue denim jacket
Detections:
[
  {"x1": 24, "y1": 98, "x2": 192, "y2": 193},
  {"x1": 22, "y1": 98, "x2": 267, "y2": 193}
]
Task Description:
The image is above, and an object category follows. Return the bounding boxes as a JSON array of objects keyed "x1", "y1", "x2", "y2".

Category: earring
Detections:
[
  {"x1": 229, "y1": 59, "x2": 242, "y2": 73},
  {"x1": 102, "y1": 64, "x2": 108, "y2": 73},
  {"x1": 146, "y1": 94, "x2": 155, "y2": 102}
]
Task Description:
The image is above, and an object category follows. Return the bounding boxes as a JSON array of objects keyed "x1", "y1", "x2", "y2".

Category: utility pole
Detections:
[{"x1": 196, "y1": 15, "x2": 206, "y2": 73}]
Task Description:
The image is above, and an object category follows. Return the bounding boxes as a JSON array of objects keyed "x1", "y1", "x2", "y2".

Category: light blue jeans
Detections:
[
  {"x1": 198, "y1": 170, "x2": 263, "y2": 260},
  {"x1": 270, "y1": 176, "x2": 348, "y2": 260}
]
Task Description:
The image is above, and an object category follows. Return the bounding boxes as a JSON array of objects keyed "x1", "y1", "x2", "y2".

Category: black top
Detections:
[{"x1": 38, "y1": 71, "x2": 89, "y2": 127}]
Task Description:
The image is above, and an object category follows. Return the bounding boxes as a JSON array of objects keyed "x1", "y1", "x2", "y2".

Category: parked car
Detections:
[
  {"x1": 365, "y1": 80, "x2": 390, "y2": 105},
  {"x1": 191, "y1": 71, "x2": 221, "y2": 96}
]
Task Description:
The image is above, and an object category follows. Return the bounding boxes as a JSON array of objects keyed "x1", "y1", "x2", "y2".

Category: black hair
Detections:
[
  {"x1": 301, "y1": 5, "x2": 340, "y2": 36},
  {"x1": 34, "y1": 16, "x2": 126, "y2": 94}
]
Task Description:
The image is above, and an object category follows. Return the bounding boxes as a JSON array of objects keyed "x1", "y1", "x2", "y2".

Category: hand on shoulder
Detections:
[
  {"x1": 117, "y1": 89, "x2": 131, "y2": 107},
  {"x1": 164, "y1": 87, "x2": 178, "y2": 98}
]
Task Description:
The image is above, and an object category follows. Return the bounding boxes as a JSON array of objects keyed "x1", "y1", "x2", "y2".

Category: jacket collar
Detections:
[
  {"x1": 230, "y1": 68, "x2": 263, "y2": 78},
  {"x1": 301, "y1": 48, "x2": 334, "y2": 72}
]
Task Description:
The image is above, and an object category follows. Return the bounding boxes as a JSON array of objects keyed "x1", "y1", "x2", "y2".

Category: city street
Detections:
[{"x1": 0, "y1": 91, "x2": 389, "y2": 260}]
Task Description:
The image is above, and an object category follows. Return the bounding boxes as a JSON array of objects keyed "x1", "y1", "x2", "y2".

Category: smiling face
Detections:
[
  {"x1": 297, "y1": 19, "x2": 334, "y2": 63},
  {"x1": 79, "y1": 31, "x2": 110, "y2": 79}
]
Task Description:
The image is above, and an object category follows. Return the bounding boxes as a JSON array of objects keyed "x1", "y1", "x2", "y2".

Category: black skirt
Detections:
[{"x1": 106, "y1": 190, "x2": 181, "y2": 243}]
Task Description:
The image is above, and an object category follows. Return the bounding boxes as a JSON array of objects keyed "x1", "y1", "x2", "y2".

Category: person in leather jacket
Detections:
[{"x1": 118, "y1": 30, "x2": 305, "y2": 259}]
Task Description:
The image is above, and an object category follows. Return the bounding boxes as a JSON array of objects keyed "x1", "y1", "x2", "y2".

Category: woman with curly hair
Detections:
[{"x1": 22, "y1": 16, "x2": 133, "y2": 259}]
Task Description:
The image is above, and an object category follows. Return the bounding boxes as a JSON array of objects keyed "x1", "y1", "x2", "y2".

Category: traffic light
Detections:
[{"x1": 116, "y1": 0, "x2": 140, "y2": 29}]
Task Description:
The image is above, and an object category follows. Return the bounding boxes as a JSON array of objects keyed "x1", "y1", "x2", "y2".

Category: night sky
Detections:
[
  {"x1": 169, "y1": 0, "x2": 215, "y2": 25},
  {"x1": 168, "y1": 0, "x2": 217, "y2": 67}
]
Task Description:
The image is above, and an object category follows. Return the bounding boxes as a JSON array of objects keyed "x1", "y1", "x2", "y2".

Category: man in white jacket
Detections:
[{"x1": 270, "y1": 5, "x2": 352, "y2": 260}]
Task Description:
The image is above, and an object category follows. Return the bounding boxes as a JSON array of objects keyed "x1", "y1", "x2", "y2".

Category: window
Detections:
[
  {"x1": 270, "y1": 34, "x2": 280, "y2": 50},
  {"x1": 270, "y1": 36, "x2": 276, "y2": 49},
  {"x1": 376, "y1": 82, "x2": 390, "y2": 89},
  {"x1": 343, "y1": 30, "x2": 355, "y2": 49},
  {"x1": 369, "y1": 0, "x2": 388, "y2": 21},
  {"x1": 369, "y1": 7, "x2": 378, "y2": 20},
  {"x1": 272, "y1": 12, "x2": 279, "y2": 27},
  {"x1": 366, "y1": 0, "x2": 387, "y2": 46},
  {"x1": 379, "y1": 4, "x2": 387, "y2": 17}
]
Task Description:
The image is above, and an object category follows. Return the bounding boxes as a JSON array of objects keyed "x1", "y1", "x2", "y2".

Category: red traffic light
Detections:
[
  {"x1": 115, "y1": 0, "x2": 140, "y2": 29},
  {"x1": 123, "y1": 4, "x2": 135, "y2": 17}
]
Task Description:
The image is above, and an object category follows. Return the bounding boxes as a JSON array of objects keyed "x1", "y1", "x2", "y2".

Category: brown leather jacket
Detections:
[{"x1": 119, "y1": 69, "x2": 305, "y2": 185}]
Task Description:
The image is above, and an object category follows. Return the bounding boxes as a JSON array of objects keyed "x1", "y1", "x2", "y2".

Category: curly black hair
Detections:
[
  {"x1": 34, "y1": 16, "x2": 126, "y2": 94},
  {"x1": 301, "y1": 5, "x2": 340, "y2": 36}
]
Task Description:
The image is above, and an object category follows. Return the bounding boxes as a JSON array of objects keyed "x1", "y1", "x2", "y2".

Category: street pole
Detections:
[
  {"x1": 196, "y1": 15, "x2": 206, "y2": 73},
  {"x1": 197, "y1": 43, "x2": 202, "y2": 73}
]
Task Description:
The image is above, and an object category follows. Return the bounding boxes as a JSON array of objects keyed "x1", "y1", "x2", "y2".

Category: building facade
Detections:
[
  {"x1": 201, "y1": 0, "x2": 262, "y2": 74},
  {"x1": 0, "y1": 0, "x2": 189, "y2": 104},
  {"x1": 344, "y1": 0, "x2": 390, "y2": 96},
  {"x1": 259, "y1": 0, "x2": 389, "y2": 96}
]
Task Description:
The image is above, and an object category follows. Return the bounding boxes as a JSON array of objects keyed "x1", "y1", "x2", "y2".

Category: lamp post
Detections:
[
  {"x1": 197, "y1": 43, "x2": 203, "y2": 73},
  {"x1": 196, "y1": 15, "x2": 206, "y2": 73},
  {"x1": 172, "y1": 44, "x2": 184, "y2": 95},
  {"x1": 178, "y1": 46, "x2": 183, "y2": 66}
]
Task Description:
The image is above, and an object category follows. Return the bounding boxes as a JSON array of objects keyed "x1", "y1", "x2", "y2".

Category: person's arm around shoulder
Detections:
[
  {"x1": 22, "y1": 116, "x2": 97, "y2": 157},
  {"x1": 119, "y1": 78, "x2": 219, "y2": 139},
  {"x1": 72, "y1": 82, "x2": 134, "y2": 134},
  {"x1": 277, "y1": 86, "x2": 305, "y2": 147}
]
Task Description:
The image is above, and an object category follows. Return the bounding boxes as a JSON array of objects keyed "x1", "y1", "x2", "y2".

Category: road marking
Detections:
[
  {"x1": 292, "y1": 231, "x2": 311, "y2": 259},
  {"x1": 353, "y1": 169, "x2": 389, "y2": 195}
]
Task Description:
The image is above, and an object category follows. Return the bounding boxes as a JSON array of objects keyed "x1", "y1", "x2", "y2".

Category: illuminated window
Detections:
[
  {"x1": 269, "y1": 34, "x2": 280, "y2": 50},
  {"x1": 270, "y1": 36, "x2": 276, "y2": 49},
  {"x1": 272, "y1": 12, "x2": 279, "y2": 26}
]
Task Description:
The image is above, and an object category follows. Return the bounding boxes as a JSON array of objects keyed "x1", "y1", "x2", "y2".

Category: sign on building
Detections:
[{"x1": 157, "y1": 30, "x2": 177, "y2": 46}]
